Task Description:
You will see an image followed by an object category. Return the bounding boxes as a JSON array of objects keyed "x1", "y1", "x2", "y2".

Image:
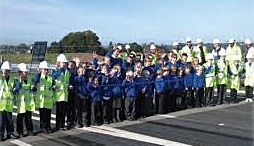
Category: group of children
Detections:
[{"x1": 0, "y1": 47, "x2": 253, "y2": 141}]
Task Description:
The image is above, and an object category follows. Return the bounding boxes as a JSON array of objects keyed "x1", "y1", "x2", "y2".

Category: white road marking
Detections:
[
  {"x1": 80, "y1": 125, "x2": 192, "y2": 146},
  {"x1": 218, "y1": 123, "x2": 225, "y2": 126},
  {"x1": 158, "y1": 115, "x2": 176, "y2": 118},
  {"x1": 10, "y1": 140, "x2": 33, "y2": 146}
]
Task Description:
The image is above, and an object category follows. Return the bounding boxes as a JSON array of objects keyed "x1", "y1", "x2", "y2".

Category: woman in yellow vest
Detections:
[
  {"x1": 33, "y1": 61, "x2": 54, "y2": 134},
  {"x1": 15, "y1": 63, "x2": 36, "y2": 137},
  {"x1": 0, "y1": 61, "x2": 19, "y2": 141},
  {"x1": 244, "y1": 53, "x2": 254, "y2": 102},
  {"x1": 52, "y1": 54, "x2": 70, "y2": 131},
  {"x1": 228, "y1": 56, "x2": 244, "y2": 104},
  {"x1": 203, "y1": 53, "x2": 217, "y2": 106}
]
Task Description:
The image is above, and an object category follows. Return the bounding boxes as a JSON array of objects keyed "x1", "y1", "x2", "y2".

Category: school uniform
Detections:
[
  {"x1": 184, "y1": 73, "x2": 194, "y2": 108},
  {"x1": 33, "y1": 73, "x2": 54, "y2": 134},
  {"x1": 228, "y1": 64, "x2": 244, "y2": 103},
  {"x1": 142, "y1": 78, "x2": 154, "y2": 116},
  {"x1": 193, "y1": 73, "x2": 205, "y2": 107},
  {"x1": 134, "y1": 75, "x2": 146, "y2": 118},
  {"x1": 163, "y1": 74, "x2": 172, "y2": 113},
  {"x1": 216, "y1": 59, "x2": 229, "y2": 104},
  {"x1": 109, "y1": 72, "x2": 123, "y2": 122},
  {"x1": 75, "y1": 75, "x2": 90, "y2": 127},
  {"x1": 0, "y1": 76, "x2": 19, "y2": 140},
  {"x1": 174, "y1": 75, "x2": 185, "y2": 109},
  {"x1": 101, "y1": 74, "x2": 113, "y2": 124},
  {"x1": 15, "y1": 78, "x2": 35, "y2": 136},
  {"x1": 87, "y1": 81, "x2": 102, "y2": 125},
  {"x1": 122, "y1": 60, "x2": 135, "y2": 72},
  {"x1": 155, "y1": 76, "x2": 166, "y2": 114},
  {"x1": 170, "y1": 73, "x2": 178, "y2": 111},
  {"x1": 122, "y1": 78, "x2": 137, "y2": 120},
  {"x1": 203, "y1": 63, "x2": 217, "y2": 106}
]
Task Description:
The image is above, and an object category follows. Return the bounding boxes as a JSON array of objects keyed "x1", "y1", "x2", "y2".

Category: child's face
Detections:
[
  {"x1": 182, "y1": 56, "x2": 187, "y2": 62},
  {"x1": 104, "y1": 57, "x2": 110, "y2": 65},
  {"x1": 178, "y1": 70, "x2": 184, "y2": 76},
  {"x1": 193, "y1": 59, "x2": 199, "y2": 65},
  {"x1": 171, "y1": 56, "x2": 177, "y2": 62},
  {"x1": 78, "y1": 68, "x2": 84, "y2": 75},
  {"x1": 197, "y1": 69, "x2": 203, "y2": 74},
  {"x1": 185, "y1": 68, "x2": 190, "y2": 73},
  {"x1": 163, "y1": 70, "x2": 169, "y2": 76},
  {"x1": 2, "y1": 70, "x2": 10, "y2": 76},
  {"x1": 20, "y1": 71, "x2": 28, "y2": 78},
  {"x1": 68, "y1": 62, "x2": 76, "y2": 70},
  {"x1": 93, "y1": 79, "x2": 99, "y2": 85}
]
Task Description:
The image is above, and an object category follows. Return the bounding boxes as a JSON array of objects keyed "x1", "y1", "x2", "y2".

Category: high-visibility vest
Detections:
[
  {"x1": 151, "y1": 54, "x2": 157, "y2": 65},
  {"x1": 0, "y1": 76, "x2": 14, "y2": 112},
  {"x1": 203, "y1": 63, "x2": 216, "y2": 87},
  {"x1": 228, "y1": 64, "x2": 243, "y2": 90},
  {"x1": 193, "y1": 46, "x2": 208, "y2": 63},
  {"x1": 35, "y1": 75, "x2": 54, "y2": 109},
  {"x1": 216, "y1": 59, "x2": 229, "y2": 85},
  {"x1": 16, "y1": 78, "x2": 35, "y2": 113},
  {"x1": 119, "y1": 52, "x2": 128, "y2": 61},
  {"x1": 54, "y1": 70, "x2": 70, "y2": 102},
  {"x1": 172, "y1": 49, "x2": 181, "y2": 60},
  {"x1": 225, "y1": 44, "x2": 242, "y2": 64},
  {"x1": 180, "y1": 45, "x2": 195, "y2": 63},
  {"x1": 244, "y1": 62, "x2": 254, "y2": 87}
]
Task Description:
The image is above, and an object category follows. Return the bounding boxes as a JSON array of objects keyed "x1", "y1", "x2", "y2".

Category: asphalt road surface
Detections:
[{"x1": 0, "y1": 100, "x2": 253, "y2": 146}]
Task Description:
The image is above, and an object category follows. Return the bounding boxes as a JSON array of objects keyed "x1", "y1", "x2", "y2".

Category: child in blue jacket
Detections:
[
  {"x1": 122, "y1": 71, "x2": 137, "y2": 120},
  {"x1": 162, "y1": 65, "x2": 172, "y2": 113},
  {"x1": 109, "y1": 65, "x2": 123, "y2": 122},
  {"x1": 184, "y1": 65, "x2": 194, "y2": 108},
  {"x1": 75, "y1": 67, "x2": 90, "y2": 127},
  {"x1": 142, "y1": 69, "x2": 154, "y2": 117},
  {"x1": 174, "y1": 68, "x2": 185, "y2": 110},
  {"x1": 155, "y1": 69, "x2": 166, "y2": 114},
  {"x1": 193, "y1": 66, "x2": 205, "y2": 107},
  {"x1": 87, "y1": 77, "x2": 102, "y2": 126},
  {"x1": 170, "y1": 65, "x2": 178, "y2": 111}
]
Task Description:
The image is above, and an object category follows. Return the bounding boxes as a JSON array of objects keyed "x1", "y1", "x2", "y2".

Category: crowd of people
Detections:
[{"x1": 0, "y1": 37, "x2": 253, "y2": 141}]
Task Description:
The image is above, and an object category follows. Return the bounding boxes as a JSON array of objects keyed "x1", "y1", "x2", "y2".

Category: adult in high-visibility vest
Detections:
[
  {"x1": 180, "y1": 37, "x2": 195, "y2": 63},
  {"x1": 212, "y1": 39, "x2": 226, "y2": 61},
  {"x1": 33, "y1": 61, "x2": 54, "y2": 134},
  {"x1": 228, "y1": 55, "x2": 244, "y2": 104},
  {"x1": 0, "y1": 61, "x2": 19, "y2": 141},
  {"x1": 216, "y1": 49, "x2": 229, "y2": 104},
  {"x1": 193, "y1": 38, "x2": 208, "y2": 65},
  {"x1": 149, "y1": 44, "x2": 157, "y2": 65},
  {"x1": 226, "y1": 38, "x2": 242, "y2": 64},
  {"x1": 15, "y1": 63, "x2": 36, "y2": 137},
  {"x1": 244, "y1": 53, "x2": 254, "y2": 102},
  {"x1": 172, "y1": 42, "x2": 181, "y2": 60},
  {"x1": 203, "y1": 53, "x2": 217, "y2": 106},
  {"x1": 244, "y1": 38, "x2": 254, "y2": 62},
  {"x1": 52, "y1": 54, "x2": 70, "y2": 131}
]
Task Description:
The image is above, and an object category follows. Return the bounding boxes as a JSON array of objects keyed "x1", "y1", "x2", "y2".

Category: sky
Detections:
[{"x1": 0, "y1": 0, "x2": 253, "y2": 45}]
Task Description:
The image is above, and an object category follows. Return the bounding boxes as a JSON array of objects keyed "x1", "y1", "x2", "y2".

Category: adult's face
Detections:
[
  {"x1": 213, "y1": 43, "x2": 220, "y2": 49},
  {"x1": 2, "y1": 70, "x2": 10, "y2": 76},
  {"x1": 229, "y1": 43, "x2": 234, "y2": 48},
  {"x1": 187, "y1": 41, "x2": 192, "y2": 48},
  {"x1": 113, "y1": 49, "x2": 120, "y2": 57}
]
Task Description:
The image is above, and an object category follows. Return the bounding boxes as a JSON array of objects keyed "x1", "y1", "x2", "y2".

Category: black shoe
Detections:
[
  {"x1": 77, "y1": 124, "x2": 83, "y2": 128},
  {"x1": 27, "y1": 131, "x2": 36, "y2": 136},
  {"x1": 7, "y1": 133, "x2": 20, "y2": 139},
  {"x1": 46, "y1": 128, "x2": 52, "y2": 134},
  {"x1": 0, "y1": 136, "x2": 5, "y2": 141},
  {"x1": 18, "y1": 133, "x2": 27, "y2": 138}
]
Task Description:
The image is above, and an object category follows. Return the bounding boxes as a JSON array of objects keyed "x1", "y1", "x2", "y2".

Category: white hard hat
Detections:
[
  {"x1": 39, "y1": 61, "x2": 49, "y2": 69},
  {"x1": 125, "y1": 44, "x2": 130, "y2": 50},
  {"x1": 57, "y1": 54, "x2": 68, "y2": 62},
  {"x1": 1, "y1": 61, "x2": 11, "y2": 70},
  {"x1": 228, "y1": 38, "x2": 235, "y2": 44},
  {"x1": 18, "y1": 63, "x2": 29, "y2": 72},
  {"x1": 206, "y1": 53, "x2": 214, "y2": 60},
  {"x1": 117, "y1": 45, "x2": 122, "y2": 50},
  {"x1": 219, "y1": 49, "x2": 227, "y2": 56},
  {"x1": 185, "y1": 37, "x2": 191, "y2": 42},
  {"x1": 196, "y1": 38, "x2": 203, "y2": 44},
  {"x1": 213, "y1": 39, "x2": 220, "y2": 44},
  {"x1": 244, "y1": 38, "x2": 252, "y2": 45},
  {"x1": 233, "y1": 55, "x2": 241, "y2": 61},
  {"x1": 173, "y1": 42, "x2": 179, "y2": 47},
  {"x1": 246, "y1": 53, "x2": 253, "y2": 59},
  {"x1": 150, "y1": 44, "x2": 156, "y2": 50}
]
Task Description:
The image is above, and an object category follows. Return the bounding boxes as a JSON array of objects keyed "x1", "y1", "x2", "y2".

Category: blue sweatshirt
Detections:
[
  {"x1": 92, "y1": 58, "x2": 99, "y2": 69},
  {"x1": 143, "y1": 79, "x2": 154, "y2": 97},
  {"x1": 174, "y1": 76, "x2": 184, "y2": 90},
  {"x1": 193, "y1": 73, "x2": 205, "y2": 88},
  {"x1": 134, "y1": 75, "x2": 145, "y2": 93},
  {"x1": 109, "y1": 72, "x2": 123, "y2": 98},
  {"x1": 184, "y1": 73, "x2": 193, "y2": 88},
  {"x1": 122, "y1": 60, "x2": 135, "y2": 72},
  {"x1": 87, "y1": 81, "x2": 101, "y2": 102},
  {"x1": 163, "y1": 75, "x2": 172, "y2": 91},
  {"x1": 155, "y1": 76, "x2": 166, "y2": 93},
  {"x1": 122, "y1": 79, "x2": 137, "y2": 98},
  {"x1": 101, "y1": 74, "x2": 112, "y2": 100},
  {"x1": 75, "y1": 75, "x2": 88, "y2": 97}
]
